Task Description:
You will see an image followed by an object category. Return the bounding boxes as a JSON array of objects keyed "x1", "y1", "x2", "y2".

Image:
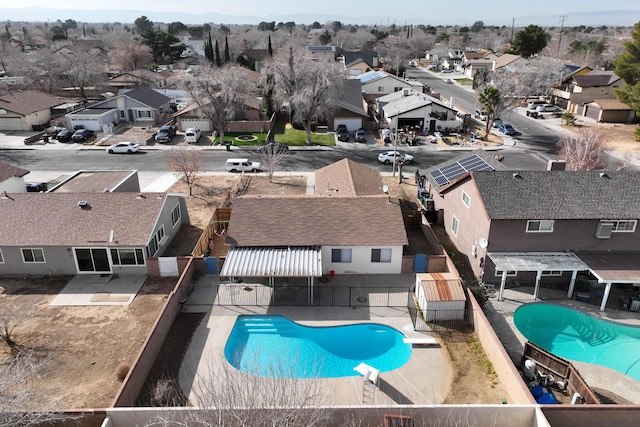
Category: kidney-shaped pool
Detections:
[{"x1": 224, "y1": 315, "x2": 412, "y2": 378}]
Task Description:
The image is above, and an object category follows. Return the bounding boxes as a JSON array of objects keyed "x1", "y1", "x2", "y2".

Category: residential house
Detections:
[
  {"x1": 551, "y1": 70, "x2": 627, "y2": 120},
  {"x1": 0, "y1": 161, "x2": 30, "y2": 193},
  {"x1": 314, "y1": 158, "x2": 383, "y2": 197},
  {"x1": 220, "y1": 195, "x2": 408, "y2": 279},
  {"x1": 377, "y1": 89, "x2": 459, "y2": 133},
  {"x1": 106, "y1": 69, "x2": 174, "y2": 91},
  {"x1": 305, "y1": 45, "x2": 336, "y2": 63},
  {"x1": 462, "y1": 50, "x2": 498, "y2": 79},
  {"x1": 0, "y1": 191, "x2": 189, "y2": 276},
  {"x1": 583, "y1": 99, "x2": 636, "y2": 123},
  {"x1": 341, "y1": 50, "x2": 379, "y2": 75},
  {"x1": 330, "y1": 79, "x2": 367, "y2": 131},
  {"x1": 441, "y1": 49, "x2": 465, "y2": 71},
  {"x1": 237, "y1": 49, "x2": 271, "y2": 72},
  {"x1": 425, "y1": 165, "x2": 640, "y2": 311},
  {"x1": 0, "y1": 90, "x2": 68, "y2": 131},
  {"x1": 492, "y1": 53, "x2": 524, "y2": 72},
  {"x1": 65, "y1": 86, "x2": 173, "y2": 131},
  {"x1": 355, "y1": 70, "x2": 424, "y2": 104},
  {"x1": 47, "y1": 170, "x2": 141, "y2": 193},
  {"x1": 173, "y1": 95, "x2": 269, "y2": 133}
]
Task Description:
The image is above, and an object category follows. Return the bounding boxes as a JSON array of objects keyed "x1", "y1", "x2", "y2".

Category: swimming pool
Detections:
[
  {"x1": 514, "y1": 303, "x2": 640, "y2": 381},
  {"x1": 224, "y1": 315, "x2": 412, "y2": 378}
]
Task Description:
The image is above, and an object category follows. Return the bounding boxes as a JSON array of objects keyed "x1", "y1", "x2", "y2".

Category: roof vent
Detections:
[
  {"x1": 136, "y1": 193, "x2": 146, "y2": 199},
  {"x1": 599, "y1": 172, "x2": 610, "y2": 179},
  {"x1": 77, "y1": 200, "x2": 89, "y2": 208},
  {"x1": 512, "y1": 173, "x2": 523, "y2": 179}
]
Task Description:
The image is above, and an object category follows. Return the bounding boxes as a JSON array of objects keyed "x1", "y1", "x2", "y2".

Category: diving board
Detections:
[{"x1": 403, "y1": 337, "x2": 438, "y2": 346}]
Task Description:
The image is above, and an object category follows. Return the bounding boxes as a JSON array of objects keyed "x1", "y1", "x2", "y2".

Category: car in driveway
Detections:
[
  {"x1": 71, "y1": 129, "x2": 95, "y2": 142},
  {"x1": 442, "y1": 69, "x2": 454, "y2": 73},
  {"x1": 475, "y1": 109, "x2": 488, "y2": 121},
  {"x1": 354, "y1": 129, "x2": 367, "y2": 143},
  {"x1": 258, "y1": 142, "x2": 289, "y2": 154},
  {"x1": 443, "y1": 78, "x2": 454, "y2": 84},
  {"x1": 55, "y1": 129, "x2": 73, "y2": 142},
  {"x1": 107, "y1": 142, "x2": 140, "y2": 154},
  {"x1": 536, "y1": 104, "x2": 561, "y2": 113},
  {"x1": 497, "y1": 123, "x2": 517, "y2": 135},
  {"x1": 336, "y1": 124, "x2": 350, "y2": 142},
  {"x1": 155, "y1": 125, "x2": 178, "y2": 143},
  {"x1": 378, "y1": 150, "x2": 414, "y2": 164},
  {"x1": 44, "y1": 125, "x2": 66, "y2": 137}
]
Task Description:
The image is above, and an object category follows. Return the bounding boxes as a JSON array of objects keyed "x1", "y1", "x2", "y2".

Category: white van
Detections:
[
  {"x1": 225, "y1": 158, "x2": 261, "y2": 172},
  {"x1": 185, "y1": 127, "x2": 202, "y2": 143}
]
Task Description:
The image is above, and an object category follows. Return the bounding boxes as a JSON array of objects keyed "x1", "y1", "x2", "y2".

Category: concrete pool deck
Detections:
[
  {"x1": 179, "y1": 301, "x2": 451, "y2": 407},
  {"x1": 484, "y1": 294, "x2": 640, "y2": 404}
]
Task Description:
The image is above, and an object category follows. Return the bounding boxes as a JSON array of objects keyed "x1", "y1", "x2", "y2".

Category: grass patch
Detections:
[
  {"x1": 211, "y1": 132, "x2": 268, "y2": 146},
  {"x1": 454, "y1": 78, "x2": 473, "y2": 86},
  {"x1": 272, "y1": 122, "x2": 336, "y2": 147}
]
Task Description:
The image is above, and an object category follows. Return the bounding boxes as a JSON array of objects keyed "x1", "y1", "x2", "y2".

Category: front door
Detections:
[{"x1": 75, "y1": 248, "x2": 111, "y2": 273}]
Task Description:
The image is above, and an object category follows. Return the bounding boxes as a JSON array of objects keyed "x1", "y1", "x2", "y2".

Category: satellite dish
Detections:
[
  {"x1": 382, "y1": 184, "x2": 389, "y2": 194},
  {"x1": 477, "y1": 238, "x2": 488, "y2": 249}
]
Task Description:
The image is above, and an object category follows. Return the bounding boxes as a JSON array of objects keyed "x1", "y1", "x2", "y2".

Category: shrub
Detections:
[
  {"x1": 634, "y1": 128, "x2": 640, "y2": 141},
  {"x1": 115, "y1": 364, "x2": 130, "y2": 381}
]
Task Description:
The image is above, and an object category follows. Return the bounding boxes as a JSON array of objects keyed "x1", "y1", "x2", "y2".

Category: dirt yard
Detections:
[{"x1": 0, "y1": 276, "x2": 176, "y2": 410}]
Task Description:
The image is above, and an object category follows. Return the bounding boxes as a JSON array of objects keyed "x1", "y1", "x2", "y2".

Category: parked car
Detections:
[
  {"x1": 475, "y1": 109, "x2": 488, "y2": 121},
  {"x1": 408, "y1": 60, "x2": 418, "y2": 67},
  {"x1": 26, "y1": 182, "x2": 48, "y2": 192},
  {"x1": 492, "y1": 117, "x2": 504, "y2": 128},
  {"x1": 258, "y1": 142, "x2": 289, "y2": 155},
  {"x1": 378, "y1": 151, "x2": 414, "y2": 164},
  {"x1": 536, "y1": 104, "x2": 560, "y2": 113},
  {"x1": 106, "y1": 142, "x2": 140, "y2": 154},
  {"x1": 71, "y1": 129, "x2": 95, "y2": 142},
  {"x1": 155, "y1": 125, "x2": 178, "y2": 143},
  {"x1": 354, "y1": 129, "x2": 367, "y2": 143},
  {"x1": 497, "y1": 123, "x2": 517, "y2": 135},
  {"x1": 225, "y1": 158, "x2": 261, "y2": 172},
  {"x1": 336, "y1": 124, "x2": 350, "y2": 142},
  {"x1": 442, "y1": 69, "x2": 454, "y2": 73},
  {"x1": 443, "y1": 78, "x2": 454, "y2": 84},
  {"x1": 184, "y1": 127, "x2": 202, "y2": 143},
  {"x1": 527, "y1": 100, "x2": 546, "y2": 110},
  {"x1": 55, "y1": 129, "x2": 73, "y2": 142},
  {"x1": 44, "y1": 125, "x2": 66, "y2": 137}
]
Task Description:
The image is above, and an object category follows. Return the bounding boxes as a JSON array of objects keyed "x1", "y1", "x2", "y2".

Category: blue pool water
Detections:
[
  {"x1": 514, "y1": 303, "x2": 640, "y2": 381},
  {"x1": 224, "y1": 315, "x2": 412, "y2": 378}
]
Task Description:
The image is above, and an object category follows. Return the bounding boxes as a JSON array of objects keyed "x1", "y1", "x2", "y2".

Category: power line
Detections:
[{"x1": 558, "y1": 15, "x2": 567, "y2": 54}]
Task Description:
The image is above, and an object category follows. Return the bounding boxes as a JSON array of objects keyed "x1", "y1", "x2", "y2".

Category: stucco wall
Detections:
[{"x1": 321, "y1": 245, "x2": 403, "y2": 274}]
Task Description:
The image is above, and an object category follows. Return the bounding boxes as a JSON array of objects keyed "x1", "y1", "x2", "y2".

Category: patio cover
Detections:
[
  {"x1": 577, "y1": 253, "x2": 640, "y2": 283},
  {"x1": 219, "y1": 246, "x2": 322, "y2": 278}
]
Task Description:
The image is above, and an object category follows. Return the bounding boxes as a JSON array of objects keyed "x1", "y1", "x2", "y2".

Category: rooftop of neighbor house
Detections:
[{"x1": 48, "y1": 170, "x2": 137, "y2": 193}]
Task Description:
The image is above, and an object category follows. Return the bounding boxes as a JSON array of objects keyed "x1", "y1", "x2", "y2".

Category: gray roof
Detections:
[
  {"x1": 0, "y1": 192, "x2": 175, "y2": 246},
  {"x1": 343, "y1": 51, "x2": 378, "y2": 68},
  {"x1": 124, "y1": 87, "x2": 171, "y2": 108},
  {"x1": 336, "y1": 79, "x2": 366, "y2": 116},
  {"x1": 226, "y1": 195, "x2": 408, "y2": 247},
  {"x1": 381, "y1": 91, "x2": 450, "y2": 117},
  {"x1": 473, "y1": 170, "x2": 640, "y2": 220},
  {"x1": 573, "y1": 71, "x2": 620, "y2": 88},
  {"x1": 0, "y1": 161, "x2": 29, "y2": 182}
]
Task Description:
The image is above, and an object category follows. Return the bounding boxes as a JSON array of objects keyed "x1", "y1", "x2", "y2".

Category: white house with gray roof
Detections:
[
  {"x1": 377, "y1": 89, "x2": 459, "y2": 133},
  {"x1": 0, "y1": 192, "x2": 189, "y2": 276}
]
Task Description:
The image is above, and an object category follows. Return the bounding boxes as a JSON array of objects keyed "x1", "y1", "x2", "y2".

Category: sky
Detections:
[{"x1": 4, "y1": 0, "x2": 640, "y2": 25}]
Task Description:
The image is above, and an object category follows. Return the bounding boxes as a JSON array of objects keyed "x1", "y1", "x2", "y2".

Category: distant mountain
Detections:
[{"x1": 1, "y1": 6, "x2": 639, "y2": 27}]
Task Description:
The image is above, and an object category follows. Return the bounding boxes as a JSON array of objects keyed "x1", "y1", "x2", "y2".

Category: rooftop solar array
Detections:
[
  {"x1": 429, "y1": 154, "x2": 494, "y2": 187},
  {"x1": 360, "y1": 72, "x2": 383, "y2": 83}
]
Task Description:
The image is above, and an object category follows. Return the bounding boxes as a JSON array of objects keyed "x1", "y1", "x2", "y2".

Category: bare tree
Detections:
[
  {"x1": 256, "y1": 145, "x2": 289, "y2": 182},
  {"x1": 165, "y1": 147, "x2": 203, "y2": 196},
  {"x1": 59, "y1": 50, "x2": 106, "y2": 99},
  {"x1": 266, "y1": 45, "x2": 343, "y2": 144},
  {"x1": 558, "y1": 128, "x2": 607, "y2": 171},
  {"x1": 108, "y1": 38, "x2": 153, "y2": 72},
  {"x1": 182, "y1": 64, "x2": 251, "y2": 146}
]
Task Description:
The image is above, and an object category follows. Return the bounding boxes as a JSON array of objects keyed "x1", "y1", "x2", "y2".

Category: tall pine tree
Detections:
[
  {"x1": 214, "y1": 40, "x2": 221, "y2": 67},
  {"x1": 224, "y1": 36, "x2": 230, "y2": 63},
  {"x1": 204, "y1": 30, "x2": 214, "y2": 62},
  {"x1": 268, "y1": 35, "x2": 273, "y2": 57}
]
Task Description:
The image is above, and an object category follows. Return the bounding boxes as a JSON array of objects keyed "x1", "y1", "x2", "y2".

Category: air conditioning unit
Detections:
[{"x1": 596, "y1": 222, "x2": 614, "y2": 239}]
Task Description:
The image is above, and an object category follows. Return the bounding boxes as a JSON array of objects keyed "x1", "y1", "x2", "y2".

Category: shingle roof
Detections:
[
  {"x1": 0, "y1": 192, "x2": 172, "y2": 246},
  {"x1": 314, "y1": 159, "x2": 383, "y2": 196},
  {"x1": 587, "y1": 99, "x2": 631, "y2": 110},
  {"x1": 335, "y1": 79, "x2": 366, "y2": 116},
  {"x1": 573, "y1": 71, "x2": 620, "y2": 87},
  {"x1": 226, "y1": 195, "x2": 408, "y2": 247},
  {"x1": 343, "y1": 51, "x2": 378, "y2": 68},
  {"x1": 124, "y1": 87, "x2": 171, "y2": 108},
  {"x1": 0, "y1": 90, "x2": 66, "y2": 116},
  {"x1": 473, "y1": 170, "x2": 640, "y2": 220},
  {"x1": 0, "y1": 161, "x2": 30, "y2": 182}
]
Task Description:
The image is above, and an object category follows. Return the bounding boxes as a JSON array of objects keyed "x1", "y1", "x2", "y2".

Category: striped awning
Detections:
[{"x1": 219, "y1": 247, "x2": 322, "y2": 277}]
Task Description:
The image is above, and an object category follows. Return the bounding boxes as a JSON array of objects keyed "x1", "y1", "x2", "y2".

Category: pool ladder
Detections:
[{"x1": 362, "y1": 380, "x2": 376, "y2": 404}]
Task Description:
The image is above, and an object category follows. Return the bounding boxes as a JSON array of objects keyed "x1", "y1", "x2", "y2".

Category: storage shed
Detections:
[{"x1": 415, "y1": 272, "x2": 466, "y2": 321}]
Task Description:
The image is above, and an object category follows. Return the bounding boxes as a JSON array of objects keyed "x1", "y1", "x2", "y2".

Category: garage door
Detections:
[
  {"x1": 181, "y1": 118, "x2": 210, "y2": 132},
  {"x1": 0, "y1": 117, "x2": 24, "y2": 131},
  {"x1": 334, "y1": 118, "x2": 362, "y2": 132},
  {"x1": 585, "y1": 105, "x2": 601, "y2": 121}
]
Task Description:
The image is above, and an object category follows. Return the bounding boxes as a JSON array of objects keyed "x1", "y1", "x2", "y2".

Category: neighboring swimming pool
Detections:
[
  {"x1": 224, "y1": 315, "x2": 412, "y2": 378},
  {"x1": 514, "y1": 303, "x2": 640, "y2": 381}
]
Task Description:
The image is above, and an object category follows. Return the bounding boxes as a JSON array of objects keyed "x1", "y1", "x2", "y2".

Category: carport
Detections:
[
  {"x1": 219, "y1": 246, "x2": 323, "y2": 303},
  {"x1": 487, "y1": 252, "x2": 590, "y2": 302}
]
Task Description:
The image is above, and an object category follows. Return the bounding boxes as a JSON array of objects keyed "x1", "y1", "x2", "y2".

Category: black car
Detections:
[
  {"x1": 55, "y1": 129, "x2": 73, "y2": 142},
  {"x1": 336, "y1": 125, "x2": 350, "y2": 142},
  {"x1": 155, "y1": 125, "x2": 178, "y2": 143},
  {"x1": 71, "y1": 129, "x2": 95, "y2": 142},
  {"x1": 258, "y1": 142, "x2": 289, "y2": 154}
]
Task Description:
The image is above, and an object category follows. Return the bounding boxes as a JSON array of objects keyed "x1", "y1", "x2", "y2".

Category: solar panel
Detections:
[
  {"x1": 429, "y1": 154, "x2": 495, "y2": 188},
  {"x1": 360, "y1": 72, "x2": 382, "y2": 83}
]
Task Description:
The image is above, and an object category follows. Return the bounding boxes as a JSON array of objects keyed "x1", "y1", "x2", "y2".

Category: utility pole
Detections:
[
  {"x1": 510, "y1": 18, "x2": 515, "y2": 43},
  {"x1": 558, "y1": 15, "x2": 567, "y2": 55}
]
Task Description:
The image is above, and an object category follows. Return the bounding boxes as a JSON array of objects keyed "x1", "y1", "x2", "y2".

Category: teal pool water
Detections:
[
  {"x1": 514, "y1": 303, "x2": 640, "y2": 381},
  {"x1": 224, "y1": 315, "x2": 412, "y2": 378}
]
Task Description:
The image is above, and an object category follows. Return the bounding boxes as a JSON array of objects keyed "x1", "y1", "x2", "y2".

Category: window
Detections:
[
  {"x1": 377, "y1": 86, "x2": 384, "y2": 92},
  {"x1": 156, "y1": 225, "x2": 165, "y2": 242},
  {"x1": 331, "y1": 248, "x2": 352, "y2": 263},
  {"x1": 526, "y1": 220, "x2": 554, "y2": 232},
  {"x1": 137, "y1": 110, "x2": 151, "y2": 118},
  {"x1": 461, "y1": 192, "x2": 470, "y2": 208},
  {"x1": 541, "y1": 270, "x2": 562, "y2": 276},
  {"x1": 495, "y1": 269, "x2": 517, "y2": 276},
  {"x1": 371, "y1": 248, "x2": 392, "y2": 263},
  {"x1": 451, "y1": 216, "x2": 459, "y2": 236},
  {"x1": 609, "y1": 220, "x2": 636, "y2": 232},
  {"x1": 111, "y1": 248, "x2": 145, "y2": 266},
  {"x1": 0, "y1": 249, "x2": 3, "y2": 263},
  {"x1": 147, "y1": 236, "x2": 158, "y2": 257},
  {"x1": 171, "y1": 204, "x2": 181, "y2": 226},
  {"x1": 21, "y1": 248, "x2": 45, "y2": 263}
]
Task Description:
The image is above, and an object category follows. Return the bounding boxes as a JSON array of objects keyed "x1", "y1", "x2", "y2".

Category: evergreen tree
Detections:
[
  {"x1": 509, "y1": 25, "x2": 549, "y2": 58},
  {"x1": 614, "y1": 21, "x2": 640, "y2": 114},
  {"x1": 214, "y1": 40, "x2": 221, "y2": 67},
  {"x1": 224, "y1": 36, "x2": 230, "y2": 63},
  {"x1": 204, "y1": 30, "x2": 214, "y2": 62},
  {"x1": 268, "y1": 35, "x2": 273, "y2": 57}
]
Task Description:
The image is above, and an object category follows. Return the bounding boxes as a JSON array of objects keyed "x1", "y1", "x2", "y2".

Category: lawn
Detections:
[{"x1": 211, "y1": 122, "x2": 336, "y2": 147}]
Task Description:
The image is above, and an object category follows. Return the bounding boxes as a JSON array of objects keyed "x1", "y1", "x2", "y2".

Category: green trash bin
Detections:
[{"x1": 225, "y1": 143, "x2": 231, "y2": 151}]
